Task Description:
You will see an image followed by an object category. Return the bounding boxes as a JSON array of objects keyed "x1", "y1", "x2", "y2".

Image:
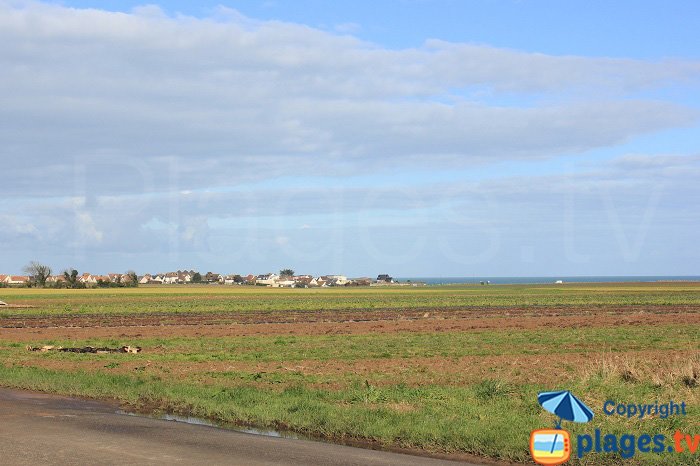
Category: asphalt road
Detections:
[{"x1": 0, "y1": 388, "x2": 480, "y2": 466}]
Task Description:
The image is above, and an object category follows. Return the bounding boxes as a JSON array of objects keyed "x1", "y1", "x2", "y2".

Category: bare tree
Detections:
[
  {"x1": 23, "y1": 261, "x2": 52, "y2": 288},
  {"x1": 279, "y1": 269, "x2": 295, "y2": 278}
]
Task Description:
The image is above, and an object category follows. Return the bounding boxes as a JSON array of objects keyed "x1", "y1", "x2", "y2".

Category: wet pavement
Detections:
[{"x1": 0, "y1": 388, "x2": 479, "y2": 465}]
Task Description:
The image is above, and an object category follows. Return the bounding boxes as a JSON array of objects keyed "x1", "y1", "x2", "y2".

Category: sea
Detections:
[{"x1": 395, "y1": 276, "x2": 700, "y2": 285}]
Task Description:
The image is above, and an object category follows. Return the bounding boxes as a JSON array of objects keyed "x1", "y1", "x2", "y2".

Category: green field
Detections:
[
  {"x1": 2, "y1": 282, "x2": 700, "y2": 315},
  {"x1": 1, "y1": 283, "x2": 699, "y2": 465}
]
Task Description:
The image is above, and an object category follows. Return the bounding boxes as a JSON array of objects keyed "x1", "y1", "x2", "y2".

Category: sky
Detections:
[{"x1": 1, "y1": 0, "x2": 699, "y2": 277}]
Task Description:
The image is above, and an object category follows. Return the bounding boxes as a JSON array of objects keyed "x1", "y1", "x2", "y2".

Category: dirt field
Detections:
[
  {"x1": 0, "y1": 304, "x2": 697, "y2": 340},
  {"x1": 2, "y1": 303, "x2": 697, "y2": 389}
]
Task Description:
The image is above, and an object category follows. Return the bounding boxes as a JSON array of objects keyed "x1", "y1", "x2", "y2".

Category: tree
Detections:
[
  {"x1": 192, "y1": 272, "x2": 202, "y2": 283},
  {"x1": 279, "y1": 269, "x2": 295, "y2": 278},
  {"x1": 63, "y1": 269, "x2": 81, "y2": 289},
  {"x1": 23, "y1": 261, "x2": 52, "y2": 288},
  {"x1": 125, "y1": 271, "x2": 139, "y2": 287}
]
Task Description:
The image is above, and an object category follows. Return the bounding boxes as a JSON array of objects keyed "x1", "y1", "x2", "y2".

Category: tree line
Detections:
[{"x1": 10, "y1": 261, "x2": 138, "y2": 289}]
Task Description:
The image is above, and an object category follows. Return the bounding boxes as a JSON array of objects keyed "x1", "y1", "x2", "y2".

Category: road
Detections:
[{"x1": 0, "y1": 388, "x2": 482, "y2": 465}]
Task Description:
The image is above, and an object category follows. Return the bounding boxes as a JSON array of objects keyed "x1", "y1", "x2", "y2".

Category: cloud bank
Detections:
[
  {"x1": 1, "y1": 1, "x2": 698, "y2": 275},
  {"x1": 1, "y1": 1, "x2": 698, "y2": 196}
]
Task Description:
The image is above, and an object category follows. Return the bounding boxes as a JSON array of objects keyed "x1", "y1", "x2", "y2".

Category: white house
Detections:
[
  {"x1": 4, "y1": 275, "x2": 30, "y2": 285},
  {"x1": 78, "y1": 274, "x2": 98, "y2": 285},
  {"x1": 275, "y1": 279, "x2": 296, "y2": 288},
  {"x1": 316, "y1": 278, "x2": 328, "y2": 287},
  {"x1": 293, "y1": 276, "x2": 317, "y2": 288},
  {"x1": 162, "y1": 273, "x2": 178, "y2": 284},
  {"x1": 323, "y1": 275, "x2": 349, "y2": 286},
  {"x1": 255, "y1": 273, "x2": 279, "y2": 286},
  {"x1": 139, "y1": 274, "x2": 164, "y2": 285},
  {"x1": 108, "y1": 273, "x2": 124, "y2": 283}
]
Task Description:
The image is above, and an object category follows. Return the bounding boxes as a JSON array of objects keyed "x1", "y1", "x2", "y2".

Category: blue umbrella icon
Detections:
[{"x1": 538, "y1": 390, "x2": 594, "y2": 429}]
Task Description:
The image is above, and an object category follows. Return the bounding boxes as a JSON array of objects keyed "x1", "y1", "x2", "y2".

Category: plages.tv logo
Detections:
[{"x1": 530, "y1": 390, "x2": 594, "y2": 465}]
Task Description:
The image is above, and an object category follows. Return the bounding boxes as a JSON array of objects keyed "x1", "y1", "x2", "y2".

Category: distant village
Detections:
[
  {"x1": 137, "y1": 271, "x2": 402, "y2": 287},
  {"x1": 0, "y1": 270, "x2": 413, "y2": 288}
]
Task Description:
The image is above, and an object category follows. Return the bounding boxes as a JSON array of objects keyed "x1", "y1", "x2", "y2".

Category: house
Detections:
[
  {"x1": 334, "y1": 275, "x2": 349, "y2": 286},
  {"x1": 376, "y1": 274, "x2": 394, "y2": 283},
  {"x1": 77, "y1": 273, "x2": 96, "y2": 285},
  {"x1": 162, "y1": 273, "x2": 177, "y2": 284},
  {"x1": 46, "y1": 275, "x2": 66, "y2": 284},
  {"x1": 222, "y1": 275, "x2": 244, "y2": 285},
  {"x1": 162, "y1": 270, "x2": 195, "y2": 284},
  {"x1": 293, "y1": 275, "x2": 315, "y2": 288},
  {"x1": 255, "y1": 273, "x2": 279, "y2": 286},
  {"x1": 321, "y1": 275, "x2": 349, "y2": 286},
  {"x1": 139, "y1": 274, "x2": 163, "y2": 285},
  {"x1": 174, "y1": 270, "x2": 194, "y2": 284},
  {"x1": 4, "y1": 275, "x2": 30, "y2": 286},
  {"x1": 204, "y1": 272, "x2": 221, "y2": 284},
  {"x1": 275, "y1": 279, "x2": 296, "y2": 288},
  {"x1": 350, "y1": 277, "x2": 372, "y2": 286}
]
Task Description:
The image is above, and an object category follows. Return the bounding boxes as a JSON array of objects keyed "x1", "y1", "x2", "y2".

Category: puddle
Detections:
[{"x1": 116, "y1": 410, "x2": 306, "y2": 440}]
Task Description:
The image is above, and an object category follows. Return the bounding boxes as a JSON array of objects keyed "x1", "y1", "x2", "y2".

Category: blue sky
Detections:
[
  {"x1": 1, "y1": 1, "x2": 698, "y2": 276},
  {"x1": 57, "y1": 1, "x2": 700, "y2": 58}
]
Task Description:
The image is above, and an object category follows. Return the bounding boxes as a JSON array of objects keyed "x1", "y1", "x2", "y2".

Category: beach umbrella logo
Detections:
[
  {"x1": 537, "y1": 390, "x2": 594, "y2": 428},
  {"x1": 530, "y1": 390, "x2": 594, "y2": 465}
]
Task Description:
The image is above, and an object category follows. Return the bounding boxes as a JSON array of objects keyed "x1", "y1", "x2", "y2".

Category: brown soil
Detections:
[
  {"x1": 0, "y1": 305, "x2": 696, "y2": 342},
  {"x1": 9, "y1": 348, "x2": 697, "y2": 392}
]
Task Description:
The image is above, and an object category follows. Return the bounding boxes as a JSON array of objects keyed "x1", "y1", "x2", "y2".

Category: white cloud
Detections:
[
  {"x1": 75, "y1": 211, "x2": 103, "y2": 243},
  {"x1": 1, "y1": 152, "x2": 698, "y2": 274},
  {"x1": 0, "y1": 215, "x2": 38, "y2": 236},
  {"x1": 334, "y1": 22, "x2": 361, "y2": 34},
  {"x1": 0, "y1": 1, "x2": 697, "y2": 198}
]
